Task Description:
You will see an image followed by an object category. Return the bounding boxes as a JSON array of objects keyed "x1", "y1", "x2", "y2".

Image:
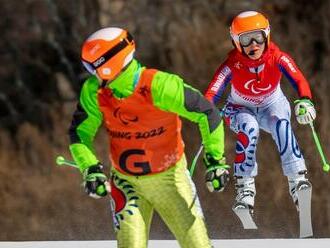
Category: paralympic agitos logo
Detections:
[
  {"x1": 243, "y1": 79, "x2": 271, "y2": 94},
  {"x1": 113, "y1": 107, "x2": 139, "y2": 125}
]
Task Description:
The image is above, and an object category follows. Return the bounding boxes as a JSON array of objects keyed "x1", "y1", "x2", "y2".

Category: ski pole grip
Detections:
[
  {"x1": 55, "y1": 155, "x2": 78, "y2": 168},
  {"x1": 56, "y1": 156, "x2": 66, "y2": 165}
]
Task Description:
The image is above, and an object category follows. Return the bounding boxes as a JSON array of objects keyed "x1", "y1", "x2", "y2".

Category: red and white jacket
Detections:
[{"x1": 205, "y1": 42, "x2": 312, "y2": 107}]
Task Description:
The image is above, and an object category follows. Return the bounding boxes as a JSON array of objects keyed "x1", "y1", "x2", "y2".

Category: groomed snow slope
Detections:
[{"x1": 0, "y1": 239, "x2": 329, "y2": 248}]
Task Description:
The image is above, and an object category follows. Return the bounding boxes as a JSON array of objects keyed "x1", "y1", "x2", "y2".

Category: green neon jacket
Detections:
[{"x1": 69, "y1": 59, "x2": 225, "y2": 173}]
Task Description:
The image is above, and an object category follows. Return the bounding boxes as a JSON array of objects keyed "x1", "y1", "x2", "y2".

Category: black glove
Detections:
[
  {"x1": 83, "y1": 164, "x2": 109, "y2": 199},
  {"x1": 203, "y1": 154, "x2": 230, "y2": 192}
]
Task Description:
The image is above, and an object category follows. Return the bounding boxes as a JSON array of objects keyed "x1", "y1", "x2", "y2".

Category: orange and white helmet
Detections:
[
  {"x1": 81, "y1": 27, "x2": 135, "y2": 81},
  {"x1": 230, "y1": 11, "x2": 270, "y2": 53}
]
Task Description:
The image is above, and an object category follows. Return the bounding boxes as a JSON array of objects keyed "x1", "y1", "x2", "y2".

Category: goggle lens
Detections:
[
  {"x1": 239, "y1": 31, "x2": 266, "y2": 47},
  {"x1": 82, "y1": 61, "x2": 96, "y2": 75}
]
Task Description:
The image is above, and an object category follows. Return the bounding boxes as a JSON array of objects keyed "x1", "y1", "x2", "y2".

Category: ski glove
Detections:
[
  {"x1": 83, "y1": 164, "x2": 109, "y2": 199},
  {"x1": 294, "y1": 98, "x2": 316, "y2": 125},
  {"x1": 203, "y1": 154, "x2": 230, "y2": 192}
]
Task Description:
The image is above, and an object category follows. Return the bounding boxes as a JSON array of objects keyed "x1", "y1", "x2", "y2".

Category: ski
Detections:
[
  {"x1": 232, "y1": 203, "x2": 258, "y2": 229},
  {"x1": 296, "y1": 182, "x2": 313, "y2": 238}
]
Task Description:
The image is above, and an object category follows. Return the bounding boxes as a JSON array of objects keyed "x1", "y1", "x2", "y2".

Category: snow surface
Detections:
[{"x1": 0, "y1": 239, "x2": 329, "y2": 248}]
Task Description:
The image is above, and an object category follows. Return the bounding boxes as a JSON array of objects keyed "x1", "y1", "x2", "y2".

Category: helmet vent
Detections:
[{"x1": 238, "y1": 11, "x2": 258, "y2": 18}]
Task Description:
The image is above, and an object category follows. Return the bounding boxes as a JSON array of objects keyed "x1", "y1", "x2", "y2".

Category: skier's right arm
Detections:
[
  {"x1": 204, "y1": 63, "x2": 232, "y2": 105},
  {"x1": 68, "y1": 76, "x2": 108, "y2": 198}
]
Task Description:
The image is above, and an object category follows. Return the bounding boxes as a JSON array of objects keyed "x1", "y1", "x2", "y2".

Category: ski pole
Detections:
[
  {"x1": 55, "y1": 155, "x2": 120, "y2": 230},
  {"x1": 189, "y1": 110, "x2": 224, "y2": 176},
  {"x1": 309, "y1": 123, "x2": 330, "y2": 173},
  {"x1": 189, "y1": 145, "x2": 204, "y2": 176}
]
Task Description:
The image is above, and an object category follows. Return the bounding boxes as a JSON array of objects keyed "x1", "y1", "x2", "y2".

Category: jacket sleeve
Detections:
[
  {"x1": 204, "y1": 61, "x2": 232, "y2": 104},
  {"x1": 151, "y1": 71, "x2": 225, "y2": 160},
  {"x1": 278, "y1": 52, "x2": 312, "y2": 99},
  {"x1": 68, "y1": 76, "x2": 103, "y2": 172}
]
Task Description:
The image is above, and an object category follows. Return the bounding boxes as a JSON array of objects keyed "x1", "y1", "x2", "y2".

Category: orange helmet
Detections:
[
  {"x1": 81, "y1": 27, "x2": 135, "y2": 81},
  {"x1": 230, "y1": 11, "x2": 270, "y2": 53}
]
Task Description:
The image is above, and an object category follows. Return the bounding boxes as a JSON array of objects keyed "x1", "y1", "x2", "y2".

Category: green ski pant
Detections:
[{"x1": 111, "y1": 155, "x2": 212, "y2": 248}]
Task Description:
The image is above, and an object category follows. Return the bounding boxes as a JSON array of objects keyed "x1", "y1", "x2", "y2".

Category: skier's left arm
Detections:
[
  {"x1": 278, "y1": 52, "x2": 316, "y2": 124},
  {"x1": 151, "y1": 71, "x2": 229, "y2": 192}
]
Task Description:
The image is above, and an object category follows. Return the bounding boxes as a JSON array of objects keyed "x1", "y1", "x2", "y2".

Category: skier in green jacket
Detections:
[{"x1": 68, "y1": 27, "x2": 228, "y2": 248}]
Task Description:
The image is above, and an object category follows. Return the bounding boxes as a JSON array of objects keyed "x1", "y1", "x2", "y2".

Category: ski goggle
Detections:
[{"x1": 239, "y1": 30, "x2": 266, "y2": 47}]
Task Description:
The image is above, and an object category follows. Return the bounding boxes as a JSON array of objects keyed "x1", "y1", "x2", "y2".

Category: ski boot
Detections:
[
  {"x1": 232, "y1": 176, "x2": 257, "y2": 229},
  {"x1": 288, "y1": 171, "x2": 313, "y2": 238}
]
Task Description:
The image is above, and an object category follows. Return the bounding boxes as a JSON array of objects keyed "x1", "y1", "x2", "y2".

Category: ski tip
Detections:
[
  {"x1": 232, "y1": 203, "x2": 258, "y2": 229},
  {"x1": 55, "y1": 155, "x2": 65, "y2": 165},
  {"x1": 300, "y1": 232, "x2": 313, "y2": 238}
]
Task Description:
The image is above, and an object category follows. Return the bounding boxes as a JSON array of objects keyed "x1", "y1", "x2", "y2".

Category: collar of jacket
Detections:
[{"x1": 108, "y1": 59, "x2": 143, "y2": 98}]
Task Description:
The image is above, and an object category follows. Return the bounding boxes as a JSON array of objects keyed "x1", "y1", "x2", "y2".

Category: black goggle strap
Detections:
[{"x1": 82, "y1": 32, "x2": 134, "y2": 71}]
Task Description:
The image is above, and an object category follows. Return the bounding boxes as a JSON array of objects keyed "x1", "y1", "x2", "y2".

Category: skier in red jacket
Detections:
[{"x1": 205, "y1": 11, "x2": 315, "y2": 236}]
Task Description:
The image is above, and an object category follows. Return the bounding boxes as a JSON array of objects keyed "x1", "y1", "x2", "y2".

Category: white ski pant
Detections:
[{"x1": 223, "y1": 95, "x2": 306, "y2": 177}]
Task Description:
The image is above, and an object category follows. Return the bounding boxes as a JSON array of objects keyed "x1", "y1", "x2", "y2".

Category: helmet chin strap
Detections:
[
  {"x1": 94, "y1": 72, "x2": 108, "y2": 88},
  {"x1": 100, "y1": 80, "x2": 108, "y2": 88}
]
